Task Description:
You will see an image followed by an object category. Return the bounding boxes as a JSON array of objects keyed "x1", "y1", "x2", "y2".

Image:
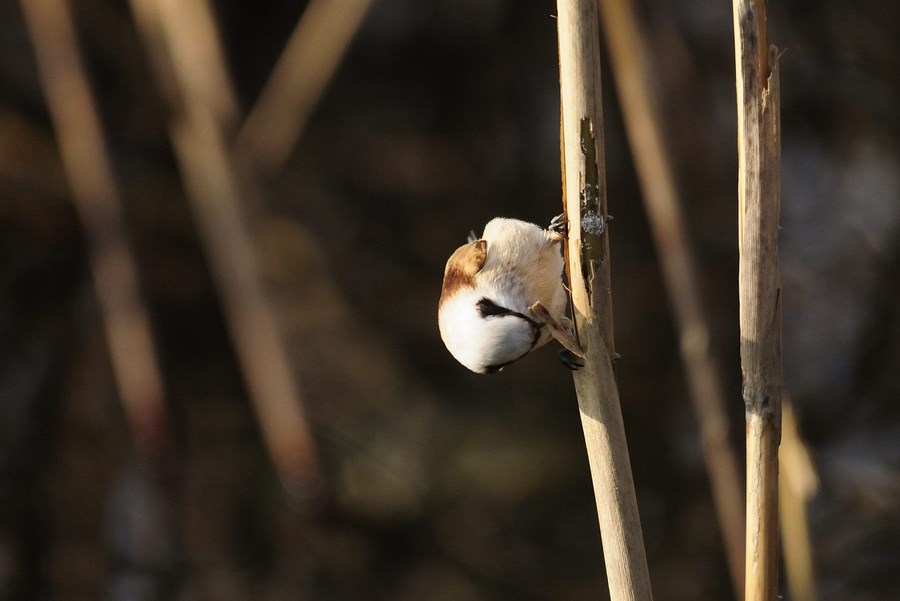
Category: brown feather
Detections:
[{"x1": 439, "y1": 239, "x2": 487, "y2": 306}]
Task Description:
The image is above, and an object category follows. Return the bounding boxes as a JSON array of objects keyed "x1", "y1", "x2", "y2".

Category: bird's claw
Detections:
[
  {"x1": 559, "y1": 349, "x2": 585, "y2": 370},
  {"x1": 548, "y1": 213, "x2": 569, "y2": 241}
]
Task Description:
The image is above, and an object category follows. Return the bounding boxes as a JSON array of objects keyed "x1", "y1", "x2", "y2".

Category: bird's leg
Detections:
[
  {"x1": 543, "y1": 217, "x2": 585, "y2": 370},
  {"x1": 530, "y1": 302, "x2": 585, "y2": 359},
  {"x1": 555, "y1": 314, "x2": 586, "y2": 369}
]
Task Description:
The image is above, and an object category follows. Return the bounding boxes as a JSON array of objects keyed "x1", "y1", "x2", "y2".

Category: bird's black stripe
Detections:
[
  {"x1": 477, "y1": 298, "x2": 541, "y2": 331},
  {"x1": 476, "y1": 297, "x2": 545, "y2": 367},
  {"x1": 476, "y1": 297, "x2": 513, "y2": 317}
]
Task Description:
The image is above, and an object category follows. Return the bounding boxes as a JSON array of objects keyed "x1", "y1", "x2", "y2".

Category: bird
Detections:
[{"x1": 438, "y1": 216, "x2": 584, "y2": 374}]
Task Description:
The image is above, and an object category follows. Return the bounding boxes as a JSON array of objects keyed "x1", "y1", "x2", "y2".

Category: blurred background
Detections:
[{"x1": 2, "y1": 0, "x2": 899, "y2": 599}]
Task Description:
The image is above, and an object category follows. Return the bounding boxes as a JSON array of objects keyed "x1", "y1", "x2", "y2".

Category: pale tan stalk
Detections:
[
  {"x1": 779, "y1": 399, "x2": 818, "y2": 601},
  {"x1": 733, "y1": 1, "x2": 783, "y2": 599},
  {"x1": 557, "y1": 0, "x2": 653, "y2": 598}
]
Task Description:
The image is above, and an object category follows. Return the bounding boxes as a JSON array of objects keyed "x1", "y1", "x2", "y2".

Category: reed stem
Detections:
[
  {"x1": 557, "y1": 1, "x2": 653, "y2": 598},
  {"x1": 733, "y1": 2, "x2": 783, "y2": 599}
]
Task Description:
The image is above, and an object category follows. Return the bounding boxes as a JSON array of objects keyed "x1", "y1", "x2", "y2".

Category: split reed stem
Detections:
[
  {"x1": 557, "y1": 1, "x2": 652, "y2": 599},
  {"x1": 733, "y1": 1, "x2": 783, "y2": 599}
]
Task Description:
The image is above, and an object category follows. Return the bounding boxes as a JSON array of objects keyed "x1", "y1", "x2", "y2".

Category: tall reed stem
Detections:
[
  {"x1": 733, "y1": 1, "x2": 782, "y2": 599},
  {"x1": 557, "y1": 1, "x2": 652, "y2": 599}
]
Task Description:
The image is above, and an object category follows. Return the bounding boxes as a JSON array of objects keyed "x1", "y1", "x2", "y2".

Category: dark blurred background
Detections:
[{"x1": 1, "y1": 0, "x2": 899, "y2": 599}]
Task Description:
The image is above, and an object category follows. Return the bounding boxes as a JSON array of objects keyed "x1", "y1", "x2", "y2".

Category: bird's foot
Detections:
[{"x1": 548, "y1": 213, "x2": 569, "y2": 241}]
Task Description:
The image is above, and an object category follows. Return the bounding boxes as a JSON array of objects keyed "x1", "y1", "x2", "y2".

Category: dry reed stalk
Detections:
[
  {"x1": 127, "y1": 0, "x2": 319, "y2": 493},
  {"x1": 20, "y1": 0, "x2": 174, "y2": 463},
  {"x1": 732, "y1": 1, "x2": 782, "y2": 599},
  {"x1": 158, "y1": 0, "x2": 241, "y2": 132},
  {"x1": 596, "y1": 0, "x2": 745, "y2": 594},
  {"x1": 779, "y1": 399, "x2": 818, "y2": 601},
  {"x1": 235, "y1": 0, "x2": 372, "y2": 173},
  {"x1": 557, "y1": 1, "x2": 652, "y2": 599}
]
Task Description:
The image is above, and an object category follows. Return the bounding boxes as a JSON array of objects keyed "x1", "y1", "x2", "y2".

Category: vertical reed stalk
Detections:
[
  {"x1": 557, "y1": 1, "x2": 652, "y2": 599},
  {"x1": 596, "y1": 0, "x2": 745, "y2": 594},
  {"x1": 733, "y1": 1, "x2": 782, "y2": 599}
]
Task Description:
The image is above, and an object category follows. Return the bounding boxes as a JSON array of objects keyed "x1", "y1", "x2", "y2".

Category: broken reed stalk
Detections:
[
  {"x1": 732, "y1": 1, "x2": 782, "y2": 599},
  {"x1": 596, "y1": 0, "x2": 746, "y2": 594},
  {"x1": 557, "y1": 1, "x2": 652, "y2": 599},
  {"x1": 128, "y1": 0, "x2": 319, "y2": 494},
  {"x1": 20, "y1": 0, "x2": 174, "y2": 464}
]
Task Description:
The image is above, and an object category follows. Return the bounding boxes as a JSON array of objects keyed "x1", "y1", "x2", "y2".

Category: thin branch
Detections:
[
  {"x1": 234, "y1": 0, "x2": 373, "y2": 173},
  {"x1": 596, "y1": 0, "x2": 745, "y2": 594},
  {"x1": 20, "y1": 0, "x2": 173, "y2": 464},
  {"x1": 127, "y1": 0, "x2": 319, "y2": 494},
  {"x1": 557, "y1": 1, "x2": 653, "y2": 599},
  {"x1": 733, "y1": 1, "x2": 782, "y2": 599}
]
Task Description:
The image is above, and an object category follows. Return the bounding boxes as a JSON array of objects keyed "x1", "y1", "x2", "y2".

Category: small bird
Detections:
[{"x1": 438, "y1": 216, "x2": 584, "y2": 373}]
